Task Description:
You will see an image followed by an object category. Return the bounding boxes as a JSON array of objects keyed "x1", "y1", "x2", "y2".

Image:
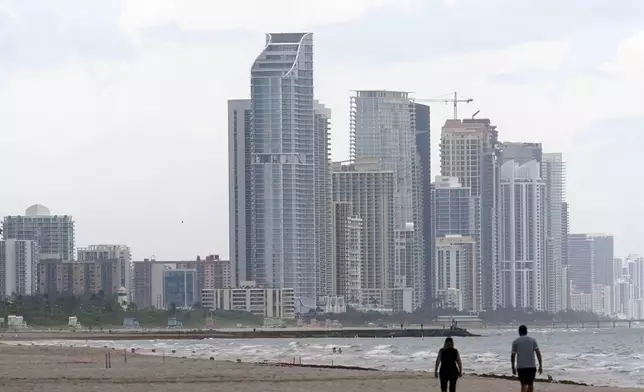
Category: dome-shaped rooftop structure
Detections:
[
  {"x1": 25, "y1": 204, "x2": 50, "y2": 216},
  {"x1": 117, "y1": 287, "x2": 128, "y2": 295}
]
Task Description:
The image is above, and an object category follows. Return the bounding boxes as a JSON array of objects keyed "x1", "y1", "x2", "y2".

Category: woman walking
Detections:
[{"x1": 434, "y1": 337, "x2": 463, "y2": 392}]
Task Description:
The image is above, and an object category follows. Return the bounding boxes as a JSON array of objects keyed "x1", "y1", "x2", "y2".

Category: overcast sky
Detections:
[{"x1": 1, "y1": 0, "x2": 643, "y2": 260}]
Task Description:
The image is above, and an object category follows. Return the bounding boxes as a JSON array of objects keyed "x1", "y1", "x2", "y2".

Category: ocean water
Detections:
[{"x1": 9, "y1": 327, "x2": 644, "y2": 388}]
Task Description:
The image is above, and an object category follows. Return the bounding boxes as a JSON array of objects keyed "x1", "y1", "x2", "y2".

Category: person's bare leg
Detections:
[
  {"x1": 521, "y1": 385, "x2": 528, "y2": 392},
  {"x1": 526, "y1": 385, "x2": 534, "y2": 392}
]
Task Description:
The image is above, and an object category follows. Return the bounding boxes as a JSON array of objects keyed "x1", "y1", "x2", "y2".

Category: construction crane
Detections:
[{"x1": 414, "y1": 92, "x2": 473, "y2": 120}]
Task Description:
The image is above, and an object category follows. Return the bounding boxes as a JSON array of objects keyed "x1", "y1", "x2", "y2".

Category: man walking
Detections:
[{"x1": 511, "y1": 325, "x2": 542, "y2": 392}]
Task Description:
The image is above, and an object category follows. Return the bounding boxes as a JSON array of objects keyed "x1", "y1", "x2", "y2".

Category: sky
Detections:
[{"x1": 0, "y1": 0, "x2": 643, "y2": 260}]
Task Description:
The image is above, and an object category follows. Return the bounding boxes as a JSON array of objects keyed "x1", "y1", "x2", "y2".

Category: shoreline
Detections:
[
  {"x1": 0, "y1": 340, "x2": 610, "y2": 389},
  {"x1": 0, "y1": 344, "x2": 639, "y2": 391},
  {"x1": 0, "y1": 343, "x2": 639, "y2": 392}
]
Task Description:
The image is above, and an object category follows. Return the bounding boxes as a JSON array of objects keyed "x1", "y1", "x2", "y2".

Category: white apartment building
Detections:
[
  {"x1": 570, "y1": 292, "x2": 592, "y2": 312},
  {"x1": 201, "y1": 281, "x2": 295, "y2": 319},
  {"x1": 332, "y1": 160, "x2": 395, "y2": 298},
  {"x1": 613, "y1": 279, "x2": 633, "y2": 317},
  {"x1": 434, "y1": 235, "x2": 477, "y2": 311},
  {"x1": 2, "y1": 204, "x2": 75, "y2": 262},
  {"x1": 541, "y1": 153, "x2": 568, "y2": 313},
  {"x1": 350, "y1": 90, "x2": 425, "y2": 308},
  {"x1": 592, "y1": 284, "x2": 612, "y2": 315},
  {"x1": 496, "y1": 160, "x2": 546, "y2": 311},
  {"x1": 331, "y1": 202, "x2": 363, "y2": 304},
  {"x1": 0, "y1": 240, "x2": 38, "y2": 298}
]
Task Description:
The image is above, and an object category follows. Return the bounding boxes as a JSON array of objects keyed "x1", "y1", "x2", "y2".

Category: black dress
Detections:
[{"x1": 439, "y1": 348, "x2": 460, "y2": 392}]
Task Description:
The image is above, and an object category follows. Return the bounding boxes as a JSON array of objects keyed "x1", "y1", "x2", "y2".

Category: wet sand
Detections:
[{"x1": 0, "y1": 344, "x2": 639, "y2": 392}]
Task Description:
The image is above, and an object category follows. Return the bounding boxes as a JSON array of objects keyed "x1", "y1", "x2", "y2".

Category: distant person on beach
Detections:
[
  {"x1": 434, "y1": 337, "x2": 462, "y2": 392},
  {"x1": 511, "y1": 325, "x2": 542, "y2": 392}
]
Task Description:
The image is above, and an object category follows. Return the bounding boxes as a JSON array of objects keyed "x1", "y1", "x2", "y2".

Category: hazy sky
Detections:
[{"x1": 1, "y1": 0, "x2": 643, "y2": 260}]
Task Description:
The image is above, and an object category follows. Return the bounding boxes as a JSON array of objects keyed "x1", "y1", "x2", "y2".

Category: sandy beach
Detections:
[{"x1": 0, "y1": 344, "x2": 640, "y2": 392}]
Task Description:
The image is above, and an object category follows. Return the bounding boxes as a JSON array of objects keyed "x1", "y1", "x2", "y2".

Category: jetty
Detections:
[{"x1": 0, "y1": 327, "x2": 478, "y2": 341}]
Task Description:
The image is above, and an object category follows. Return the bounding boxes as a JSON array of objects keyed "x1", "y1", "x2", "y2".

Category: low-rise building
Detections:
[
  {"x1": 201, "y1": 281, "x2": 295, "y2": 319},
  {"x1": 592, "y1": 284, "x2": 611, "y2": 315},
  {"x1": 570, "y1": 292, "x2": 592, "y2": 312},
  {"x1": 133, "y1": 255, "x2": 230, "y2": 309}
]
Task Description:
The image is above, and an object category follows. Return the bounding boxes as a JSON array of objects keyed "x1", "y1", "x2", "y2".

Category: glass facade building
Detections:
[
  {"x1": 163, "y1": 269, "x2": 197, "y2": 309},
  {"x1": 248, "y1": 33, "x2": 325, "y2": 309}
]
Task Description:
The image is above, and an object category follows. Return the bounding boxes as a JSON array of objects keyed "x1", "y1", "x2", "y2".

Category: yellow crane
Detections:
[{"x1": 414, "y1": 92, "x2": 474, "y2": 120}]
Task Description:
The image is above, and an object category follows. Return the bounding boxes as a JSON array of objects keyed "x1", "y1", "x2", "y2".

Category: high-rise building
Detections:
[
  {"x1": 2, "y1": 204, "x2": 75, "y2": 262},
  {"x1": 350, "y1": 90, "x2": 425, "y2": 308},
  {"x1": 500, "y1": 142, "x2": 543, "y2": 165},
  {"x1": 432, "y1": 176, "x2": 477, "y2": 238},
  {"x1": 561, "y1": 265, "x2": 570, "y2": 309},
  {"x1": 567, "y1": 234, "x2": 595, "y2": 294},
  {"x1": 568, "y1": 234, "x2": 614, "y2": 299},
  {"x1": 440, "y1": 119, "x2": 500, "y2": 310},
  {"x1": 541, "y1": 152, "x2": 568, "y2": 312},
  {"x1": 414, "y1": 103, "x2": 433, "y2": 305},
  {"x1": 313, "y1": 101, "x2": 334, "y2": 298},
  {"x1": 38, "y1": 259, "x2": 72, "y2": 294},
  {"x1": 497, "y1": 160, "x2": 546, "y2": 310},
  {"x1": 331, "y1": 202, "x2": 363, "y2": 304},
  {"x1": 431, "y1": 176, "x2": 480, "y2": 308},
  {"x1": 434, "y1": 235, "x2": 477, "y2": 311},
  {"x1": 0, "y1": 239, "x2": 38, "y2": 298},
  {"x1": 228, "y1": 99, "x2": 251, "y2": 287},
  {"x1": 245, "y1": 32, "x2": 329, "y2": 310},
  {"x1": 589, "y1": 234, "x2": 614, "y2": 287},
  {"x1": 332, "y1": 159, "x2": 395, "y2": 297},
  {"x1": 72, "y1": 245, "x2": 131, "y2": 297},
  {"x1": 133, "y1": 259, "x2": 176, "y2": 308}
]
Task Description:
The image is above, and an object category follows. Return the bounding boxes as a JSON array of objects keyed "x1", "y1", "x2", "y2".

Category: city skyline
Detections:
[{"x1": 1, "y1": 2, "x2": 642, "y2": 263}]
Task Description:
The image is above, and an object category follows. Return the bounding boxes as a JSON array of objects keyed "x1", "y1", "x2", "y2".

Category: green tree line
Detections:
[{"x1": 0, "y1": 293, "x2": 263, "y2": 328}]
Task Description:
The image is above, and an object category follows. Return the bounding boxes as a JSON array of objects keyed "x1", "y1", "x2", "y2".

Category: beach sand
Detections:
[{"x1": 0, "y1": 344, "x2": 639, "y2": 392}]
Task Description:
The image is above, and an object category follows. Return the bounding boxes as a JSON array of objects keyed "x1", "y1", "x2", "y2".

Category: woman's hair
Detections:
[{"x1": 444, "y1": 337, "x2": 454, "y2": 349}]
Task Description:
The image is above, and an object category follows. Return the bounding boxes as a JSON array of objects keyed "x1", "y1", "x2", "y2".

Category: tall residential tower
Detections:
[
  {"x1": 497, "y1": 160, "x2": 546, "y2": 310},
  {"x1": 541, "y1": 152, "x2": 568, "y2": 312},
  {"x1": 440, "y1": 119, "x2": 500, "y2": 310},
  {"x1": 350, "y1": 91, "x2": 426, "y2": 308},
  {"x1": 239, "y1": 33, "x2": 331, "y2": 309}
]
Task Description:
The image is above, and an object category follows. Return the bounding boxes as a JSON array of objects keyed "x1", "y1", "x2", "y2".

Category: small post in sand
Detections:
[{"x1": 124, "y1": 348, "x2": 127, "y2": 363}]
